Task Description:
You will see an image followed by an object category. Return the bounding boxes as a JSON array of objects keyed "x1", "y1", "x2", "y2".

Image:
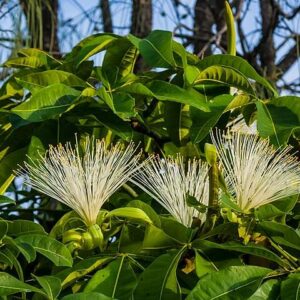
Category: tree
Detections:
[{"x1": 1, "y1": 1, "x2": 299, "y2": 93}]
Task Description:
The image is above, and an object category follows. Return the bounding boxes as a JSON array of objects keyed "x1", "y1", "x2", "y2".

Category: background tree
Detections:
[{"x1": 1, "y1": 0, "x2": 299, "y2": 93}]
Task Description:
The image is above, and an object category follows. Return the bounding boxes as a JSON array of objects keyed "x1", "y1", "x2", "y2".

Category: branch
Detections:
[{"x1": 277, "y1": 36, "x2": 300, "y2": 77}]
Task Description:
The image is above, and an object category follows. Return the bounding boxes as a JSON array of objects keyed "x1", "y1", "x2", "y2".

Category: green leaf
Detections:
[
  {"x1": 107, "y1": 207, "x2": 153, "y2": 224},
  {"x1": 0, "y1": 195, "x2": 15, "y2": 205},
  {"x1": 0, "y1": 147, "x2": 27, "y2": 194},
  {"x1": 138, "y1": 30, "x2": 176, "y2": 68},
  {"x1": 190, "y1": 94, "x2": 233, "y2": 143},
  {"x1": 219, "y1": 193, "x2": 244, "y2": 213},
  {"x1": 147, "y1": 80, "x2": 209, "y2": 111},
  {"x1": 194, "y1": 66, "x2": 255, "y2": 95},
  {"x1": 248, "y1": 279, "x2": 280, "y2": 300},
  {"x1": 192, "y1": 240, "x2": 287, "y2": 267},
  {"x1": 62, "y1": 293, "x2": 114, "y2": 300},
  {"x1": 118, "y1": 224, "x2": 144, "y2": 253},
  {"x1": 196, "y1": 55, "x2": 278, "y2": 96},
  {"x1": 127, "y1": 200, "x2": 161, "y2": 227},
  {"x1": 93, "y1": 109, "x2": 134, "y2": 141},
  {"x1": 280, "y1": 273, "x2": 300, "y2": 300},
  {"x1": 142, "y1": 224, "x2": 180, "y2": 249},
  {"x1": 84, "y1": 256, "x2": 136, "y2": 299},
  {"x1": 0, "y1": 272, "x2": 42, "y2": 296},
  {"x1": 27, "y1": 135, "x2": 45, "y2": 163},
  {"x1": 65, "y1": 33, "x2": 118, "y2": 66},
  {"x1": 257, "y1": 221, "x2": 300, "y2": 251},
  {"x1": 187, "y1": 266, "x2": 271, "y2": 300},
  {"x1": 3, "y1": 57, "x2": 48, "y2": 69},
  {"x1": 102, "y1": 38, "x2": 138, "y2": 83},
  {"x1": 8, "y1": 220, "x2": 46, "y2": 237},
  {"x1": 195, "y1": 250, "x2": 218, "y2": 278},
  {"x1": 16, "y1": 70, "x2": 88, "y2": 92},
  {"x1": 160, "y1": 217, "x2": 192, "y2": 243},
  {"x1": 56, "y1": 257, "x2": 113, "y2": 289},
  {"x1": 12, "y1": 83, "x2": 80, "y2": 122},
  {"x1": 256, "y1": 98, "x2": 300, "y2": 146},
  {"x1": 0, "y1": 220, "x2": 8, "y2": 240},
  {"x1": 33, "y1": 275, "x2": 61, "y2": 300},
  {"x1": 133, "y1": 249, "x2": 184, "y2": 300},
  {"x1": 225, "y1": 1, "x2": 236, "y2": 56},
  {"x1": 164, "y1": 102, "x2": 182, "y2": 145},
  {"x1": 14, "y1": 242, "x2": 36, "y2": 263},
  {"x1": 16, "y1": 234, "x2": 73, "y2": 267}
]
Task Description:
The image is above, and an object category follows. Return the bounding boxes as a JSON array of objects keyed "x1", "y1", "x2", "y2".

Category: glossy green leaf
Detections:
[
  {"x1": 93, "y1": 109, "x2": 134, "y2": 141},
  {"x1": 196, "y1": 55, "x2": 278, "y2": 95},
  {"x1": 194, "y1": 66, "x2": 255, "y2": 95},
  {"x1": 280, "y1": 273, "x2": 300, "y2": 300},
  {"x1": 57, "y1": 257, "x2": 113, "y2": 289},
  {"x1": 16, "y1": 234, "x2": 73, "y2": 267},
  {"x1": 3, "y1": 57, "x2": 48, "y2": 69},
  {"x1": 33, "y1": 275, "x2": 61, "y2": 300},
  {"x1": 190, "y1": 94, "x2": 233, "y2": 143},
  {"x1": 164, "y1": 102, "x2": 183, "y2": 145},
  {"x1": 84, "y1": 256, "x2": 136, "y2": 300},
  {"x1": 107, "y1": 207, "x2": 153, "y2": 224},
  {"x1": 12, "y1": 83, "x2": 80, "y2": 122},
  {"x1": 134, "y1": 249, "x2": 184, "y2": 300},
  {"x1": 0, "y1": 195, "x2": 15, "y2": 205},
  {"x1": 138, "y1": 30, "x2": 176, "y2": 68},
  {"x1": 0, "y1": 272, "x2": 42, "y2": 296},
  {"x1": 127, "y1": 200, "x2": 161, "y2": 227},
  {"x1": 195, "y1": 250, "x2": 218, "y2": 278},
  {"x1": 248, "y1": 279, "x2": 280, "y2": 300},
  {"x1": 118, "y1": 224, "x2": 144, "y2": 253},
  {"x1": 16, "y1": 70, "x2": 88, "y2": 92},
  {"x1": 143, "y1": 224, "x2": 180, "y2": 249},
  {"x1": 102, "y1": 38, "x2": 138, "y2": 83},
  {"x1": 257, "y1": 221, "x2": 300, "y2": 251},
  {"x1": 147, "y1": 80, "x2": 209, "y2": 111},
  {"x1": 0, "y1": 220, "x2": 8, "y2": 240},
  {"x1": 8, "y1": 220, "x2": 46, "y2": 237},
  {"x1": 225, "y1": 1, "x2": 236, "y2": 56},
  {"x1": 14, "y1": 242, "x2": 36, "y2": 263},
  {"x1": 192, "y1": 240, "x2": 287, "y2": 267},
  {"x1": 0, "y1": 147, "x2": 27, "y2": 194},
  {"x1": 256, "y1": 98, "x2": 300, "y2": 146},
  {"x1": 62, "y1": 292, "x2": 114, "y2": 300},
  {"x1": 65, "y1": 33, "x2": 118, "y2": 66},
  {"x1": 187, "y1": 266, "x2": 271, "y2": 300}
]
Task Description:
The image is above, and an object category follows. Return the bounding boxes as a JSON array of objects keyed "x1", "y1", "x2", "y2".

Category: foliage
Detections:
[{"x1": 0, "y1": 11, "x2": 299, "y2": 299}]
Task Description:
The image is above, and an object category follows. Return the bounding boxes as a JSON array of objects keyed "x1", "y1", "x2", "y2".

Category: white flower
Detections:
[
  {"x1": 131, "y1": 155, "x2": 209, "y2": 227},
  {"x1": 211, "y1": 130, "x2": 300, "y2": 211},
  {"x1": 18, "y1": 137, "x2": 141, "y2": 226}
]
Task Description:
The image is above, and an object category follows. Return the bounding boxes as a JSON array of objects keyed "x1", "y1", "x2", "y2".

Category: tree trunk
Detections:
[
  {"x1": 100, "y1": 0, "x2": 113, "y2": 33},
  {"x1": 259, "y1": 0, "x2": 278, "y2": 80},
  {"x1": 130, "y1": 0, "x2": 152, "y2": 38},
  {"x1": 130, "y1": 0, "x2": 152, "y2": 72},
  {"x1": 193, "y1": 0, "x2": 226, "y2": 56}
]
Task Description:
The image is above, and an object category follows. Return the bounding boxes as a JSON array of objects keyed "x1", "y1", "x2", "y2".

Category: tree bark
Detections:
[
  {"x1": 100, "y1": 0, "x2": 113, "y2": 33},
  {"x1": 130, "y1": 0, "x2": 152, "y2": 38},
  {"x1": 258, "y1": 0, "x2": 278, "y2": 80},
  {"x1": 193, "y1": 0, "x2": 226, "y2": 56}
]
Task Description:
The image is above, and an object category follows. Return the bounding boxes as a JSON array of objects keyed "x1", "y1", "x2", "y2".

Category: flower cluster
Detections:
[
  {"x1": 18, "y1": 131, "x2": 300, "y2": 227},
  {"x1": 131, "y1": 155, "x2": 209, "y2": 227},
  {"x1": 18, "y1": 137, "x2": 141, "y2": 226}
]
